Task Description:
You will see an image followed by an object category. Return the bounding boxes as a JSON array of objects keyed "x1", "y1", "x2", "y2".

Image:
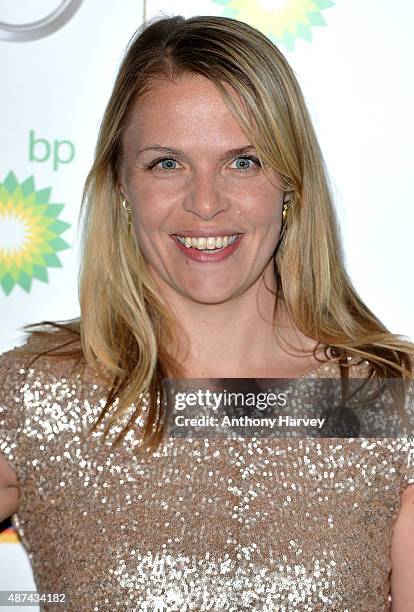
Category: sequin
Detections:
[{"x1": 1, "y1": 336, "x2": 414, "y2": 611}]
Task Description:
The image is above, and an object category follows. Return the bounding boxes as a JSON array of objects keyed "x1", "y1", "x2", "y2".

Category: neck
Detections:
[{"x1": 158, "y1": 264, "x2": 319, "y2": 378}]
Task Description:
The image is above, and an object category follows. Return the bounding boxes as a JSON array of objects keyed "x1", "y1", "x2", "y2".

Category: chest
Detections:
[{"x1": 14, "y1": 436, "x2": 405, "y2": 610}]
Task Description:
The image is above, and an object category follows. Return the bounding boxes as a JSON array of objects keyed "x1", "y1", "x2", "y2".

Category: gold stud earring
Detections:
[
  {"x1": 282, "y1": 201, "x2": 289, "y2": 223},
  {"x1": 121, "y1": 198, "x2": 132, "y2": 236}
]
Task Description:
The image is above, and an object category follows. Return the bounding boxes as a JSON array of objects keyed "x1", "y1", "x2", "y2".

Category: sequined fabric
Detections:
[{"x1": 1, "y1": 333, "x2": 414, "y2": 611}]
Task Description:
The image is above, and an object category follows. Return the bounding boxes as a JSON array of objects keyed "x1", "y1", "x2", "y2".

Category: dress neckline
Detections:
[
  {"x1": 296, "y1": 358, "x2": 339, "y2": 380},
  {"x1": 296, "y1": 357, "x2": 371, "y2": 380}
]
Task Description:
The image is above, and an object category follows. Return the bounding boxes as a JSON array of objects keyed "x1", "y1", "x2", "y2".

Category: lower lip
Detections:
[{"x1": 171, "y1": 235, "x2": 244, "y2": 262}]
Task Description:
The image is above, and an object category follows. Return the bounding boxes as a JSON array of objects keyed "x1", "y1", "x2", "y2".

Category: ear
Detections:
[
  {"x1": 117, "y1": 162, "x2": 129, "y2": 202},
  {"x1": 118, "y1": 183, "x2": 129, "y2": 203},
  {"x1": 283, "y1": 190, "x2": 294, "y2": 204}
]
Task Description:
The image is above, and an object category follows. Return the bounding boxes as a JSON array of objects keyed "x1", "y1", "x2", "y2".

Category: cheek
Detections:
[
  {"x1": 240, "y1": 188, "x2": 282, "y2": 224},
  {"x1": 129, "y1": 180, "x2": 179, "y2": 230},
  {"x1": 131, "y1": 210, "x2": 163, "y2": 265},
  {"x1": 133, "y1": 206, "x2": 159, "y2": 232},
  {"x1": 130, "y1": 191, "x2": 168, "y2": 235}
]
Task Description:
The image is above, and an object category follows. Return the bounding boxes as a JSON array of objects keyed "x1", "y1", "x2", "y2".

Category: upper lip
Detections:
[{"x1": 172, "y1": 229, "x2": 244, "y2": 237}]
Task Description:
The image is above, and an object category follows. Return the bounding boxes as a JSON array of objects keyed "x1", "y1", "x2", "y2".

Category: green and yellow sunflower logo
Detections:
[
  {"x1": 212, "y1": 0, "x2": 335, "y2": 50},
  {"x1": 0, "y1": 171, "x2": 71, "y2": 295}
]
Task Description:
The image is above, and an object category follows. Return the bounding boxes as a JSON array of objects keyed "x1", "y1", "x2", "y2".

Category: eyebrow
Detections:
[{"x1": 135, "y1": 144, "x2": 257, "y2": 159}]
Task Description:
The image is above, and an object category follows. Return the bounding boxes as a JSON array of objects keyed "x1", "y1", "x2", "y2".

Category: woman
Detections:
[{"x1": 1, "y1": 14, "x2": 414, "y2": 611}]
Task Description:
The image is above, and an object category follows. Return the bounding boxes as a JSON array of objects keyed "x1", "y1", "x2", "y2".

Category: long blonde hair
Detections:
[{"x1": 16, "y1": 15, "x2": 413, "y2": 451}]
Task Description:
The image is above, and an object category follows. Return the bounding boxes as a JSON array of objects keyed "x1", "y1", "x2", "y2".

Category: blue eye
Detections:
[
  {"x1": 230, "y1": 156, "x2": 260, "y2": 171},
  {"x1": 159, "y1": 158, "x2": 178, "y2": 170},
  {"x1": 234, "y1": 158, "x2": 251, "y2": 169},
  {"x1": 147, "y1": 155, "x2": 260, "y2": 173},
  {"x1": 147, "y1": 157, "x2": 181, "y2": 171}
]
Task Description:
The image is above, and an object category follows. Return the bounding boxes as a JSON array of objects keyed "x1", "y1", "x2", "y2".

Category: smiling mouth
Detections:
[
  {"x1": 174, "y1": 233, "x2": 240, "y2": 252},
  {"x1": 171, "y1": 233, "x2": 244, "y2": 262}
]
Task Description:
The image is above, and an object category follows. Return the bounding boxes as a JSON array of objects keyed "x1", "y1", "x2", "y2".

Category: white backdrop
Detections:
[{"x1": 0, "y1": 0, "x2": 413, "y2": 606}]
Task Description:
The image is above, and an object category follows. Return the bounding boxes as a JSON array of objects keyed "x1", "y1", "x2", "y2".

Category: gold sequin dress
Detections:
[{"x1": 1, "y1": 333, "x2": 414, "y2": 611}]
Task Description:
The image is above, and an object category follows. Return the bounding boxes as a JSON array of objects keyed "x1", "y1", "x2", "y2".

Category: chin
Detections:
[{"x1": 180, "y1": 287, "x2": 240, "y2": 306}]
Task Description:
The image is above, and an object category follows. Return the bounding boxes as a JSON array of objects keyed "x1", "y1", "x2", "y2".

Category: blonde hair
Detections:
[{"x1": 16, "y1": 15, "x2": 413, "y2": 451}]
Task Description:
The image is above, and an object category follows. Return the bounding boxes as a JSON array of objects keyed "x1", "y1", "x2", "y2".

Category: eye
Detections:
[
  {"x1": 230, "y1": 155, "x2": 261, "y2": 172},
  {"x1": 159, "y1": 158, "x2": 179, "y2": 170},
  {"x1": 148, "y1": 157, "x2": 182, "y2": 171}
]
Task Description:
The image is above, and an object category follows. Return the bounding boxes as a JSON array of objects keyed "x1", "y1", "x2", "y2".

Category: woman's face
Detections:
[{"x1": 119, "y1": 74, "x2": 285, "y2": 305}]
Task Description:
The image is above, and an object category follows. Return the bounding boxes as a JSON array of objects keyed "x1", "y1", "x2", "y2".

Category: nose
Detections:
[{"x1": 183, "y1": 169, "x2": 231, "y2": 220}]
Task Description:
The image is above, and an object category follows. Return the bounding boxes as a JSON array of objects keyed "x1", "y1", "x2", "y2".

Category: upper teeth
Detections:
[{"x1": 176, "y1": 235, "x2": 238, "y2": 249}]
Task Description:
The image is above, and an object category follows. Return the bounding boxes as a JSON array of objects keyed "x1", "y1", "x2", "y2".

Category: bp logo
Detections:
[
  {"x1": 0, "y1": 172, "x2": 70, "y2": 295},
  {"x1": 212, "y1": 0, "x2": 335, "y2": 50}
]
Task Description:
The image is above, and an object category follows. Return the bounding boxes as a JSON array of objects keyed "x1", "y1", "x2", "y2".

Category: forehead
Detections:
[{"x1": 124, "y1": 75, "x2": 250, "y2": 147}]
